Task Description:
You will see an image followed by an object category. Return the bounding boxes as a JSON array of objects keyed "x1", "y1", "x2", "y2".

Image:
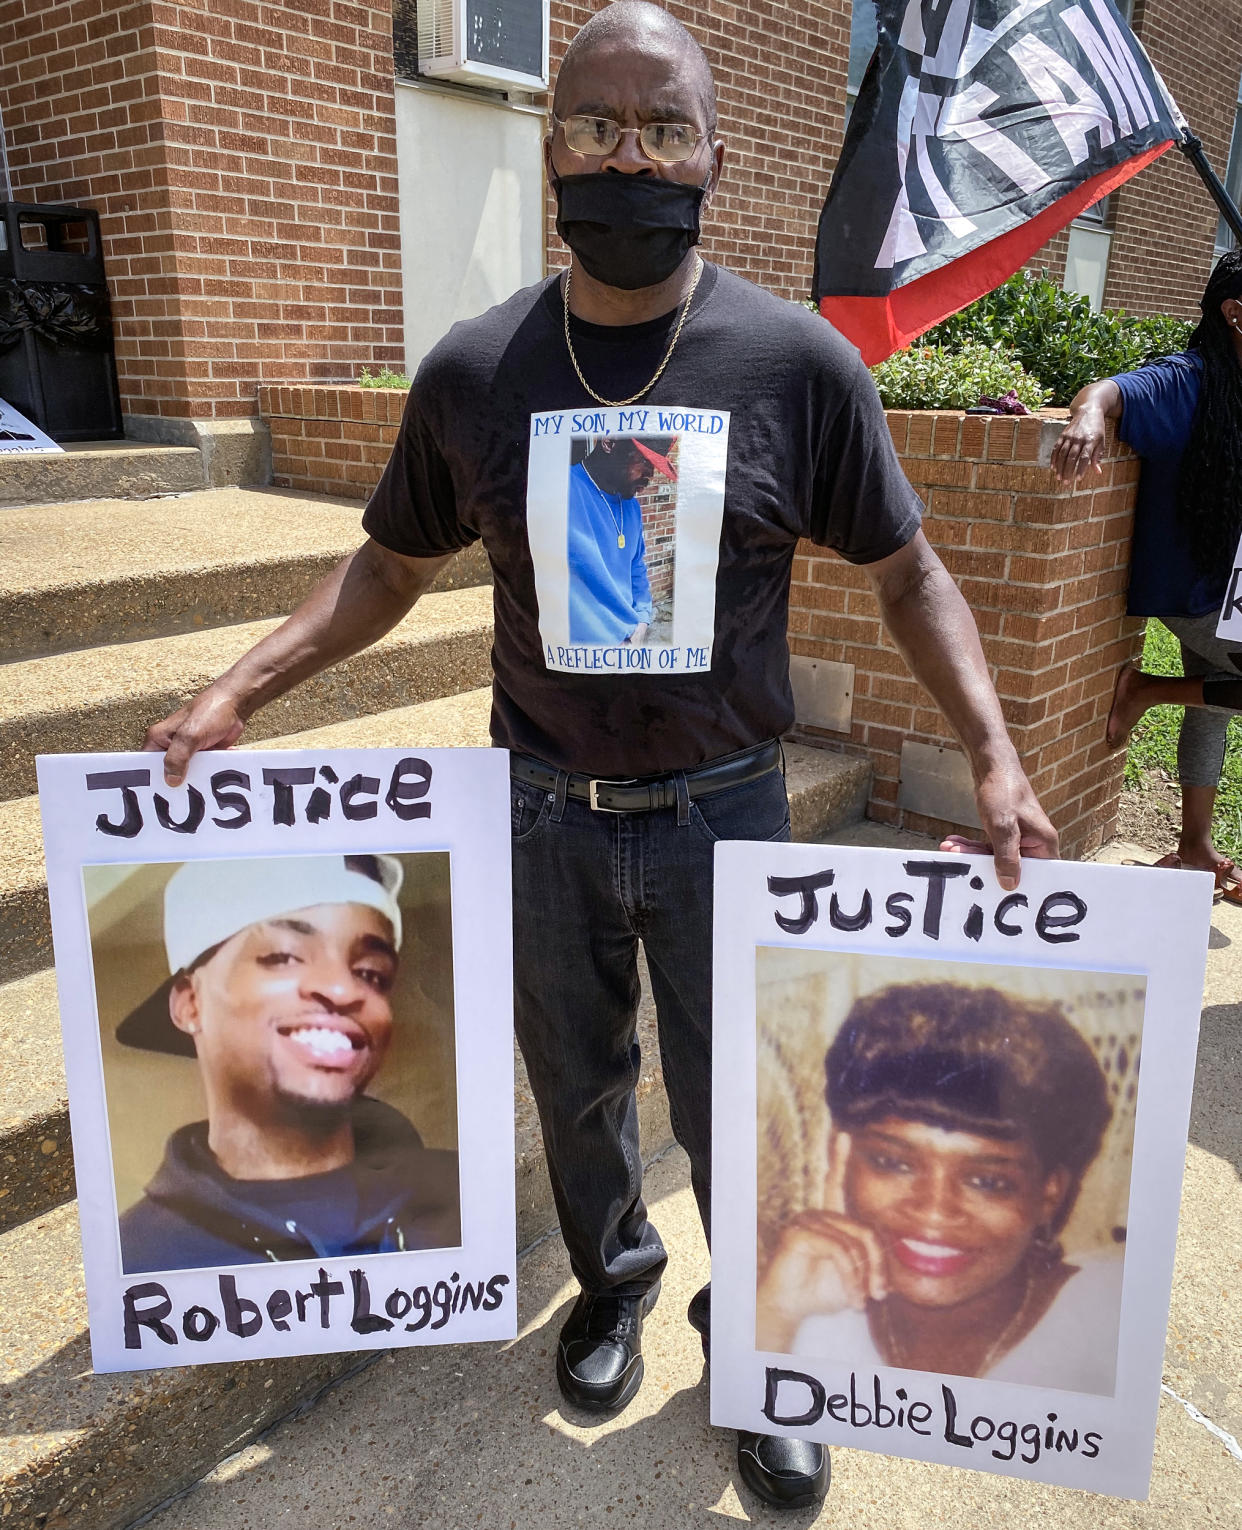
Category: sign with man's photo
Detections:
[
  {"x1": 709, "y1": 842, "x2": 1212, "y2": 1499},
  {"x1": 38, "y1": 747, "x2": 515, "y2": 1372}
]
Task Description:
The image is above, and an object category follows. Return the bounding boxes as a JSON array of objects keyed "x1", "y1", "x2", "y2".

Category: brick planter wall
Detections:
[
  {"x1": 789, "y1": 412, "x2": 1143, "y2": 861},
  {"x1": 261, "y1": 384, "x2": 407, "y2": 499},
  {"x1": 261, "y1": 387, "x2": 1143, "y2": 859}
]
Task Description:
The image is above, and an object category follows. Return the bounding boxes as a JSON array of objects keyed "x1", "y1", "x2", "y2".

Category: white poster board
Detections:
[
  {"x1": 0, "y1": 397, "x2": 63, "y2": 453},
  {"x1": 1216, "y1": 531, "x2": 1242, "y2": 640},
  {"x1": 38, "y1": 747, "x2": 516, "y2": 1372},
  {"x1": 710, "y1": 842, "x2": 1213, "y2": 1500}
]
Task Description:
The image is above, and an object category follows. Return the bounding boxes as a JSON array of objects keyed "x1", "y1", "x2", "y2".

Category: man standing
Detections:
[
  {"x1": 116, "y1": 854, "x2": 461, "y2": 1273},
  {"x1": 145, "y1": 3, "x2": 1056, "y2": 1508},
  {"x1": 568, "y1": 435, "x2": 674, "y2": 646}
]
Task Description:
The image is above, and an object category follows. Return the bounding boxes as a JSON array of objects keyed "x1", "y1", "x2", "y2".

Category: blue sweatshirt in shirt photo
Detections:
[{"x1": 567, "y1": 459, "x2": 655, "y2": 645}]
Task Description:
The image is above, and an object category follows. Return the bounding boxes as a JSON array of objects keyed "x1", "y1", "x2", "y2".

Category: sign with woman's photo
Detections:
[
  {"x1": 37, "y1": 747, "x2": 515, "y2": 1372},
  {"x1": 525, "y1": 403, "x2": 728, "y2": 674},
  {"x1": 709, "y1": 842, "x2": 1213, "y2": 1499}
]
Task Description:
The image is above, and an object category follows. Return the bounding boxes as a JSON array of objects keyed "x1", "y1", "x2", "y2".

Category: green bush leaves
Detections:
[
  {"x1": 918, "y1": 272, "x2": 1192, "y2": 406},
  {"x1": 358, "y1": 366, "x2": 412, "y2": 389},
  {"x1": 871, "y1": 340, "x2": 1051, "y2": 411}
]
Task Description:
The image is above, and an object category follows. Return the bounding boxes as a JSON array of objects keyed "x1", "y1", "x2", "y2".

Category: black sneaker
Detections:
[
  {"x1": 555, "y1": 1283, "x2": 660, "y2": 1413},
  {"x1": 737, "y1": 1432, "x2": 831, "y2": 1511}
]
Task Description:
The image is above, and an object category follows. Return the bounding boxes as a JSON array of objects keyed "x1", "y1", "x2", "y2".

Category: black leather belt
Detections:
[{"x1": 510, "y1": 739, "x2": 782, "y2": 813}]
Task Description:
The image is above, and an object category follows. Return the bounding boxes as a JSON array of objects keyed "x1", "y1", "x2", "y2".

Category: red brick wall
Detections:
[
  {"x1": 789, "y1": 412, "x2": 1144, "y2": 861},
  {"x1": 1102, "y1": 0, "x2": 1242, "y2": 318},
  {"x1": 638, "y1": 481, "x2": 676, "y2": 601},
  {"x1": 0, "y1": 0, "x2": 403, "y2": 419},
  {"x1": 545, "y1": 0, "x2": 852, "y2": 299},
  {"x1": 0, "y1": 1, "x2": 176, "y2": 415},
  {"x1": 261, "y1": 382, "x2": 405, "y2": 496}
]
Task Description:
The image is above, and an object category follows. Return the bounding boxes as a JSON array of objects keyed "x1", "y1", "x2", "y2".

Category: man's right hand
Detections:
[{"x1": 144, "y1": 683, "x2": 248, "y2": 786}]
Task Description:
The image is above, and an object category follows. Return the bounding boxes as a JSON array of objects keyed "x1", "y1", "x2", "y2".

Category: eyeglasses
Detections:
[{"x1": 553, "y1": 114, "x2": 708, "y2": 164}]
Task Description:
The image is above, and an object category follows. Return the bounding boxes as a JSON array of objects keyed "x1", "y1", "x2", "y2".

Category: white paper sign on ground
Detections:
[
  {"x1": 0, "y1": 396, "x2": 63, "y2": 453},
  {"x1": 1217, "y1": 530, "x2": 1242, "y2": 639},
  {"x1": 38, "y1": 747, "x2": 515, "y2": 1372},
  {"x1": 710, "y1": 842, "x2": 1213, "y2": 1500}
]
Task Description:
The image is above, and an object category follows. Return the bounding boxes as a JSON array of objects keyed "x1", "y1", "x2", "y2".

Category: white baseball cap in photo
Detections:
[{"x1": 117, "y1": 853, "x2": 405, "y2": 1057}]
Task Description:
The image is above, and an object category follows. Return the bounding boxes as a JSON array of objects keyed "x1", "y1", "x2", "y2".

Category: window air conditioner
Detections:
[{"x1": 418, "y1": 0, "x2": 549, "y2": 93}]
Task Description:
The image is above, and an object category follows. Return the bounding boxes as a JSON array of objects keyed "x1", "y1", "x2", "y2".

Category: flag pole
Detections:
[{"x1": 1177, "y1": 129, "x2": 1242, "y2": 245}]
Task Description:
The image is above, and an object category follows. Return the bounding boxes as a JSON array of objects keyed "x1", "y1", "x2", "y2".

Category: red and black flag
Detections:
[{"x1": 815, "y1": 0, "x2": 1185, "y2": 363}]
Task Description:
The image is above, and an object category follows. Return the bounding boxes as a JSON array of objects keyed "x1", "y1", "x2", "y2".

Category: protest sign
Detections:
[
  {"x1": 709, "y1": 842, "x2": 1212, "y2": 1499},
  {"x1": 1216, "y1": 531, "x2": 1242, "y2": 640},
  {"x1": 38, "y1": 747, "x2": 515, "y2": 1372},
  {"x1": 0, "y1": 396, "x2": 63, "y2": 453}
]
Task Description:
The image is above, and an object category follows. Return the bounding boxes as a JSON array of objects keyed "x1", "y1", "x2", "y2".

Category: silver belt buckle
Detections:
[{"x1": 588, "y1": 777, "x2": 633, "y2": 812}]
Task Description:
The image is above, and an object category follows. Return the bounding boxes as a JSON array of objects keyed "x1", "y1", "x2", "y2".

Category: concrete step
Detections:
[
  {"x1": 0, "y1": 970, "x2": 72, "y2": 1229},
  {"x1": 0, "y1": 488, "x2": 492, "y2": 660},
  {"x1": 0, "y1": 441, "x2": 205, "y2": 507},
  {"x1": 0, "y1": 583, "x2": 496, "y2": 804},
  {"x1": 0, "y1": 729, "x2": 868, "y2": 1233}
]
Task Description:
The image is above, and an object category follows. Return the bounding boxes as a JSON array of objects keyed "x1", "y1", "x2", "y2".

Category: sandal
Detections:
[
  {"x1": 1139, "y1": 851, "x2": 1241, "y2": 904},
  {"x1": 1213, "y1": 859, "x2": 1242, "y2": 906}
]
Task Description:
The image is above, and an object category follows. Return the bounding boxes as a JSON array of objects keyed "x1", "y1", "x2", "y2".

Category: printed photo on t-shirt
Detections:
[{"x1": 525, "y1": 405, "x2": 729, "y2": 675}]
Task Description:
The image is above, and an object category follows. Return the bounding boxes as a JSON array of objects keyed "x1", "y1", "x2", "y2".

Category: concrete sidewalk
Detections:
[{"x1": 143, "y1": 837, "x2": 1241, "y2": 1530}]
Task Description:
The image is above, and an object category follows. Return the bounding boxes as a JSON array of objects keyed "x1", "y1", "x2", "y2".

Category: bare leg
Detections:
[
  {"x1": 1177, "y1": 784, "x2": 1227, "y2": 871},
  {"x1": 1106, "y1": 664, "x2": 1206, "y2": 750}
]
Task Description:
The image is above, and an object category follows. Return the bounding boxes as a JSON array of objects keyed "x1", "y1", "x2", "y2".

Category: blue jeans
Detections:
[{"x1": 510, "y1": 755, "x2": 791, "y2": 1303}]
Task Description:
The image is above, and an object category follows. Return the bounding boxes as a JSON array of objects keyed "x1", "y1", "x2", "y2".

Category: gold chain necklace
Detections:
[
  {"x1": 878, "y1": 1267, "x2": 1037, "y2": 1376},
  {"x1": 562, "y1": 258, "x2": 703, "y2": 408}
]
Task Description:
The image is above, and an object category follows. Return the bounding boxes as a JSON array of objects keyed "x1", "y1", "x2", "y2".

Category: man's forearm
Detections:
[
  {"x1": 217, "y1": 540, "x2": 451, "y2": 719},
  {"x1": 867, "y1": 538, "x2": 1017, "y2": 779}
]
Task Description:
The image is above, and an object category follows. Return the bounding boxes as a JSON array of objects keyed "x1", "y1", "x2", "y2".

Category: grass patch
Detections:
[{"x1": 1124, "y1": 619, "x2": 1242, "y2": 860}]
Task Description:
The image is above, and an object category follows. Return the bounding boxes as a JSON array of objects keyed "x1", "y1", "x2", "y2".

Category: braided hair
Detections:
[{"x1": 1176, "y1": 250, "x2": 1242, "y2": 573}]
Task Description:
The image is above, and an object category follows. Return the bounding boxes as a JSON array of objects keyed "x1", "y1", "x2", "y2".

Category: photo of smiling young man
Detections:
[
  {"x1": 754, "y1": 952, "x2": 1140, "y2": 1398},
  {"x1": 84, "y1": 853, "x2": 461, "y2": 1275}
]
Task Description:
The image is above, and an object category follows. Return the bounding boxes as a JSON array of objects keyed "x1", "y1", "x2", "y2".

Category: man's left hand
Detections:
[{"x1": 940, "y1": 762, "x2": 1059, "y2": 889}]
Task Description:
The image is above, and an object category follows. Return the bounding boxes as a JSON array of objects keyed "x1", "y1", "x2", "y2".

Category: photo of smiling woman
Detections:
[
  {"x1": 755, "y1": 953, "x2": 1142, "y2": 1398},
  {"x1": 84, "y1": 852, "x2": 461, "y2": 1275}
]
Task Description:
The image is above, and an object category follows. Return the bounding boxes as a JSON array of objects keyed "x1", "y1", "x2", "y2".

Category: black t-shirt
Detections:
[{"x1": 363, "y1": 263, "x2": 922, "y2": 775}]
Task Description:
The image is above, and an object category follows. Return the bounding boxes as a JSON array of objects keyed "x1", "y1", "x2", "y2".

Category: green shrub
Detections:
[
  {"x1": 923, "y1": 273, "x2": 1192, "y2": 405},
  {"x1": 358, "y1": 366, "x2": 411, "y2": 389},
  {"x1": 870, "y1": 341, "x2": 1050, "y2": 411},
  {"x1": 1127, "y1": 311, "x2": 1197, "y2": 365}
]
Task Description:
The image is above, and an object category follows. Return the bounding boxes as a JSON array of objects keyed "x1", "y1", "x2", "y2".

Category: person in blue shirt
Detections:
[
  {"x1": 568, "y1": 435, "x2": 674, "y2": 644},
  {"x1": 1052, "y1": 251, "x2": 1242, "y2": 900}
]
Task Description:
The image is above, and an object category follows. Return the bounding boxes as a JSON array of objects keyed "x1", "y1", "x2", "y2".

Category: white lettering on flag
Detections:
[
  {"x1": 1008, "y1": 33, "x2": 1114, "y2": 164},
  {"x1": 940, "y1": 80, "x2": 1052, "y2": 192}
]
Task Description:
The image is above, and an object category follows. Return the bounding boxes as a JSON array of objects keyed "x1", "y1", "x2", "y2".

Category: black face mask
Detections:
[{"x1": 553, "y1": 173, "x2": 708, "y2": 291}]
